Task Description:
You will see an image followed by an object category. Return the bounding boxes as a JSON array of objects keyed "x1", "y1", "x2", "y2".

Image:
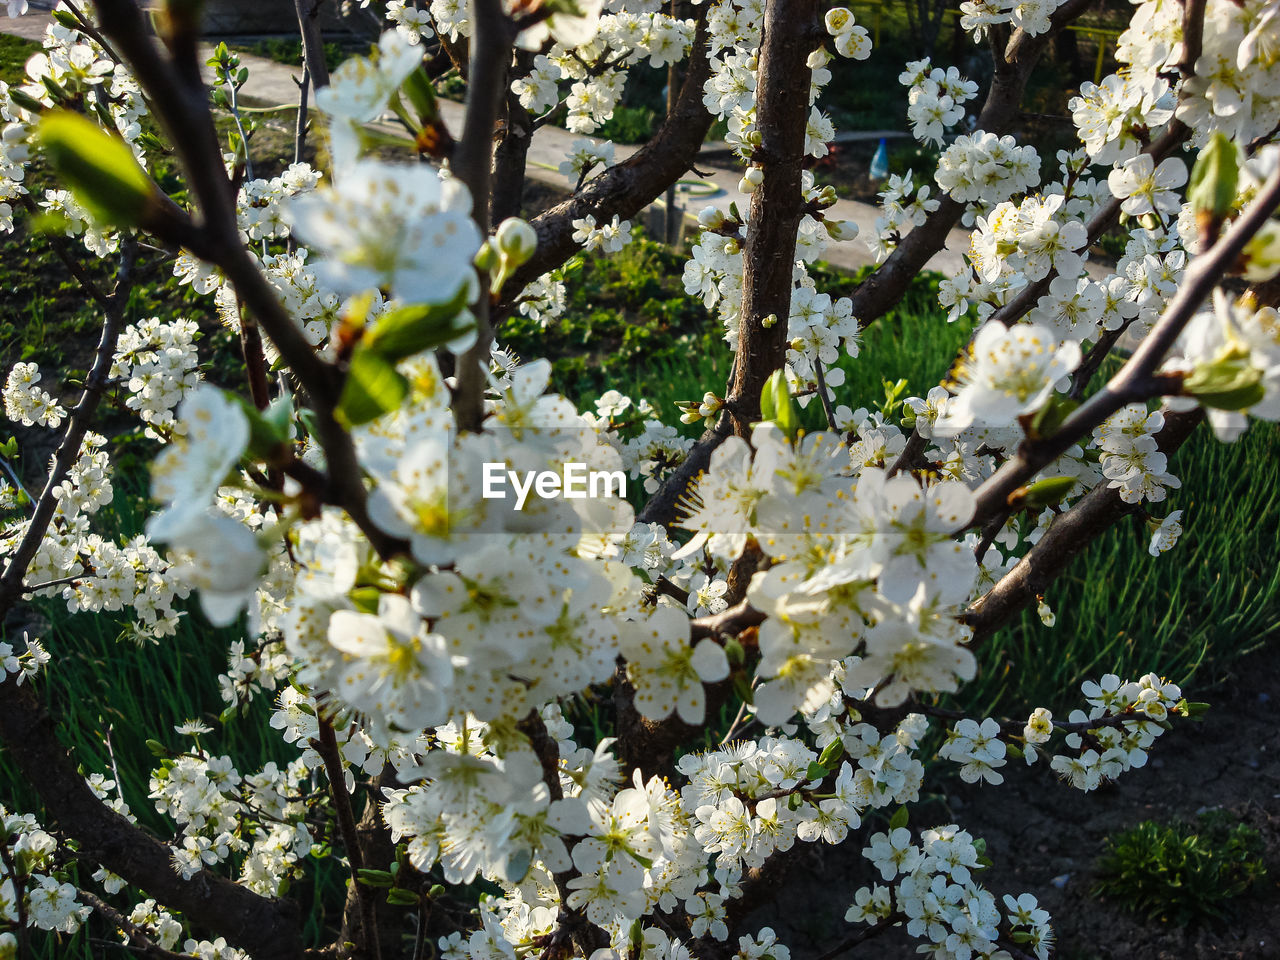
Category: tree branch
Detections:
[
  {"x1": 967, "y1": 167, "x2": 1280, "y2": 530},
  {"x1": 0, "y1": 239, "x2": 135, "y2": 606},
  {"x1": 451, "y1": 0, "x2": 515, "y2": 432},
  {"x1": 965, "y1": 407, "x2": 1202, "y2": 641},
  {"x1": 0, "y1": 682, "x2": 303, "y2": 960},
  {"x1": 726, "y1": 0, "x2": 822, "y2": 436},
  {"x1": 495, "y1": 12, "x2": 715, "y2": 313}
]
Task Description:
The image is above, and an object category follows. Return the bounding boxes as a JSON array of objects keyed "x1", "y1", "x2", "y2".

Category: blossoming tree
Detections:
[{"x1": 1, "y1": 0, "x2": 1278, "y2": 958}]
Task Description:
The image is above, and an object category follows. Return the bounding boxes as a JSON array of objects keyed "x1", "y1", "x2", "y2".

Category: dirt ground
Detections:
[{"x1": 743, "y1": 644, "x2": 1280, "y2": 959}]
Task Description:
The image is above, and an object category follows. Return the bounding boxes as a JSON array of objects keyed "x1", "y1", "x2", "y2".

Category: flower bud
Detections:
[
  {"x1": 474, "y1": 239, "x2": 499, "y2": 273},
  {"x1": 1017, "y1": 475, "x2": 1077, "y2": 509},
  {"x1": 1188, "y1": 131, "x2": 1239, "y2": 238},
  {"x1": 1036, "y1": 598, "x2": 1056, "y2": 627},
  {"x1": 825, "y1": 219, "x2": 859, "y2": 241},
  {"x1": 739, "y1": 167, "x2": 764, "y2": 194},
  {"x1": 698, "y1": 205, "x2": 725, "y2": 230},
  {"x1": 495, "y1": 217, "x2": 537, "y2": 266}
]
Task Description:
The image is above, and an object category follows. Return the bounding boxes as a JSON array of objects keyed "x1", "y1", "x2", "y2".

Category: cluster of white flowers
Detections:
[
  {"x1": 901, "y1": 58, "x2": 980, "y2": 147},
  {"x1": 236, "y1": 163, "x2": 321, "y2": 242},
  {"x1": 824, "y1": 7, "x2": 873, "y2": 59},
  {"x1": 111, "y1": 317, "x2": 201, "y2": 437},
  {"x1": 149, "y1": 742, "x2": 313, "y2": 894},
  {"x1": 10, "y1": 0, "x2": 1280, "y2": 953},
  {"x1": 505, "y1": 10, "x2": 692, "y2": 132},
  {"x1": 0, "y1": 633, "x2": 49, "y2": 685},
  {"x1": 1045, "y1": 673, "x2": 1184, "y2": 792},
  {"x1": 559, "y1": 137, "x2": 616, "y2": 185},
  {"x1": 1094, "y1": 404, "x2": 1180, "y2": 503},
  {"x1": 852, "y1": 822, "x2": 1054, "y2": 960},
  {"x1": 572, "y1": 213, "x2": 634, "y2": 253},
  {"x1": 0, "y1": 18, "x2": 147, "y2": 253},
  {"x1": 2, "y1": 361, "x2": 64, "y2": 428},
  {"x1": 1, "y1": 803, "x2": 91, "y2": 935},
  {"x1": 867, "y1": 172, "x2": 942, "y2": 261},
  {"x1": 1118, "y1": 0, "x2": 1280, "y2": 146},
  {"x1": 935, "y1": 132, "x2": 1041, "y2": 206}
]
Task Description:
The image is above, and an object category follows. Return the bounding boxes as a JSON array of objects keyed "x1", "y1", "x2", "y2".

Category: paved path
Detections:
[{"x1": 2, "y1": 10, "x2": 996, "y2": 278}]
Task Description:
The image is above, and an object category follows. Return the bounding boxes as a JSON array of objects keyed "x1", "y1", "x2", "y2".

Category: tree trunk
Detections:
[{"x1": 726, "y1": 0, "x2": 821, "y2": 437}]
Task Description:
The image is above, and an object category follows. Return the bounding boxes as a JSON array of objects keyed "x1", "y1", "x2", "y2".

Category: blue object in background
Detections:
[{"x1": 870, "y1": 137, "x2": 890, "y2": 180}]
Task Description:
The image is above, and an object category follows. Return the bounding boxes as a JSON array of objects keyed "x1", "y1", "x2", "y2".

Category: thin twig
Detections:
[
  {"x1": 813, "y1": 359, "x2": 840, "y2": 432},
  {"x1": 312, "y1": 717, "x2": 382, "y2": 960},
  {"x1": 813, "y1": 914, "x2": 903, "y2": 960},
  {"x1": 0, "y1": 238, "x2": 136, "y2": 606},
  {"x1": 967, "y1": 168, "x2": 1280, "y2": 531}
]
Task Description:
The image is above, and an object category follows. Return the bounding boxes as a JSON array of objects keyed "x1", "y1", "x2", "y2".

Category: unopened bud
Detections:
[
  {"x1": 825, "y1": 219, "x2": 859, "y2": 241},
  {"x1": 740, "y1": 166, "x2": 764, "y2": 194},
  {"x1": 698, "y1": 205, "x2": 725, "y2": 230},
  {"x1": 474, "y1": 239, "x2": 499, "y2": 273},
  {"x1": 1188, "y1": 131, "x2": 1239, "y2": 239},
  {"x1": 495, "y1": 217, "x2": 537, "y2": 266}
]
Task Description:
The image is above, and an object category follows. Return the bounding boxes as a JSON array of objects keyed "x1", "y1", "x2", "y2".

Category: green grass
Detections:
[
  {"x1": 965, "y1": 421, "x2": 1280, "y2": 718},
  {"x1": 1093, "y1": 810, "x2": 1269, "y2": 927},
  {"x1": 0, "y1": 33, "x2": 33, "y2": 85}
]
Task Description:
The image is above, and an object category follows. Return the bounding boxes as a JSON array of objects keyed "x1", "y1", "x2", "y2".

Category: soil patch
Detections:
[{"x1": 745, "y1": 644, "x2": 1280, "y2": 960}]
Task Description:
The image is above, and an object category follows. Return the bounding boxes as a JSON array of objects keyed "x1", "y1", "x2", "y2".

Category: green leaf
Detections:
[
  {"x1": 806, "y1": 761, "x2": 828, "y2": 782},
  {"x1": 1183, "y1": 343, "x2": 1264, "y2": 411},
  {"x1": 817, "y1": 738, "x2": 844, "y2": 768},
  {"x1": 37, "y1": 111, "x2": 159, "y2": 228},
  {"x1": 1190, "y1": 380, "x2": 1266, "y2": 412},
  {"x1": 1029, "y1": 395, "x2": 1080, "y2": 440},
  {"x1": 888, "y1": 806, "x2": 909, "y2": 831},
  {"x1": 336, "y1": 349, "x2": 410, "y2": 427},
  {"x1": 760, "y1": 368, "x2": 797, "y2": 439},
  {"x1": 400, "y1": 65, "x2": 439, "y2": 125},
  {"x1": 6, "y1": 88, "x2": 45, "y2": 116},
  {"x1": 349, "y1": 586, "x2": 382, "y2": 614},
  {"x1": 362, "y1": 290, "x2": 473, "y2": 362},
  {"x1": 1019, "y1": 475, "x2": 1077, "y2": 509},
  {"x1": 230, "y1": 393, "x2": 293, "y2": 461},
  {"x1": 1188, "y1": 133, "x2": 1239, "y2": 225},
  {"x1": 357, "y1": 868, "x2": 394, "y2": 887},
  {"x1": 385, "y1": 888, "x2": 420, "y2": 906},
  {"x1": 145, "y1": 739, "x2": 169, "y2": 758}
]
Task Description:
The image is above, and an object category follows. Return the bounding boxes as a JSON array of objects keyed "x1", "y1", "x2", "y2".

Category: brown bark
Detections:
[
  {"x1": 725, "y1": 0, "x2": 822, "y2": 436},
  {"x1": 496, "y1": 14, "x2": 715, "y2": 313},
  {"x1": 492, "y1": 51, "x2": 536, "y2": 225},
  {"x1": 0, "y1": 682, "x2": 304, "y2": 960},
  {"x1": 964, "y1": 408, "x2": 1204, "y2": 642}
]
